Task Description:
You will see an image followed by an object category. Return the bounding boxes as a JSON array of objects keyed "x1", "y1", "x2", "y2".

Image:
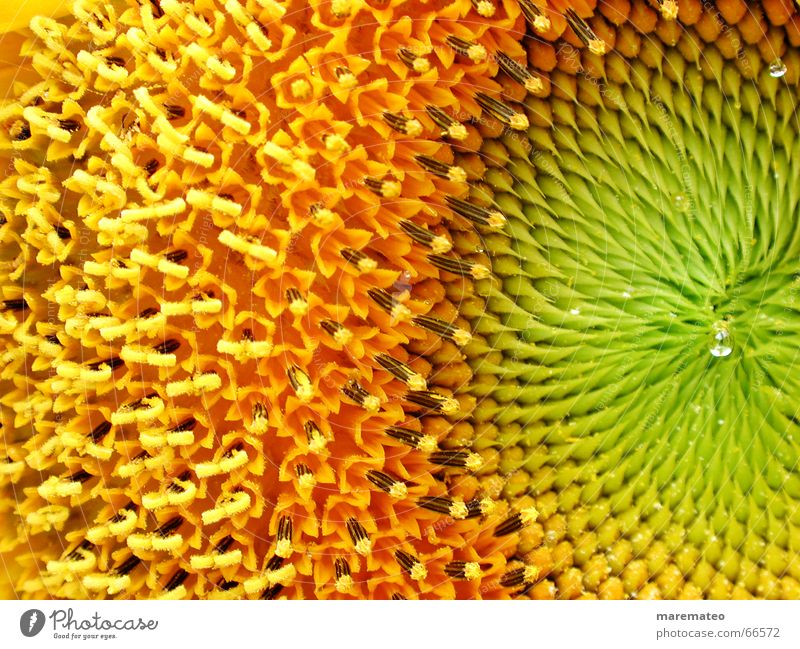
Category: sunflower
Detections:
[{"x1": 1, "y1": 0, "x2": 799, "y2": 601}]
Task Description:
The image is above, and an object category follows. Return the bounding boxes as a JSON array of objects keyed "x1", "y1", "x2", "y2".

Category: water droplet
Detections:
[
  {"x1": 622, "y1": 290, "x2": 632, "y2": 299},
  {"x1": 569, "y1": 308, "x2": 580, "y2": 315},
  {"x1": 769, "y1": 59, "x2": 787, "y2": 78},
  {"x1": 717, "y1": 419, "x2": 725, "y2": 425},
  {"x1": 673, "y1": 192, "x2": 688, "y2": 212},
  {"x1": 709, "y1": 320, "x2": 733, "y2": 357}
]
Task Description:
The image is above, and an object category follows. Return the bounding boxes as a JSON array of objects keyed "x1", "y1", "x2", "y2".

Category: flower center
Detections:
[{"x1": 474, "y1": 38, "x2": 800, "y2": 596}]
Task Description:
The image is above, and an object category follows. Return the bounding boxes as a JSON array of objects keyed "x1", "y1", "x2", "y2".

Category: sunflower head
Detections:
[{"x1": 2, "y1": 0, "x2": 800, "y2": 601}]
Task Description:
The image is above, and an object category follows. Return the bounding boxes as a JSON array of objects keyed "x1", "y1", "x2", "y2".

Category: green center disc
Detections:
[{"x1": 471, "y1": 35, "x2": 800, "y2": 598}]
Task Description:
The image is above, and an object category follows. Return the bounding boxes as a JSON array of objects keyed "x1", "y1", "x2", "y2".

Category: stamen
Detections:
[
  {"x1": 218, "y1": 230, "x2": 277, "y2": 263},
  {"x1": 346, "y1": 518, "x2": 372, "y2": 556},
  {"x1": 465, "y1": 498, "x2": 495, "y2": 518},
  {"x1": 304, "y1": 421, "x2": 328, "y2": 453},
  {"x1": 154, "y1": 515, "x2": 183, "y2": 538},
  {"x1": 276, "y1": 516, "x2": 293, "y2": 558},
  {"x1": 341, "y1": 248, "x2": 378, "y2": 273},
  {"x1": 260, "y1": 584, "x2": 284, "y2": 600},
  {"x1": 153, "y1": 339, "x2": 180, "y2": 355},
  {"x1": 445, "y1": 195, "x2": 506, "y2": 228},
  {"x1": 334, "y1": 557, "x2": 354, "y2": 593},
  {"x1": 518, "y1": 0, "x2": 551, "y2": 33},
  {"x1": 12, "y1": 121, "x2": 31, "y2": 141},
  {"x1": 424, "y1": 105, "x2": 468, "y2": 141},
  {"x1": 385, "y1": 426, "x2": 438, "y2": 453},
  {"x1": 295, "y1": 463, "x2": 316, "y2": 493},
  {"x1": 493, "y1": 508, "x2": 538, "y2": 536},
  {"x1": 411, "y1": 315, "x2": 472, "y2": 346},
  {"x1": 144, "y1": 159, "x2": 159, "y2": 176},
  {"x1": 368, "y1": 288, "x2": 412, "y2": 321},
  {"x1": 341, "y1": 380, "x2": 381, "y2": 412},
  {"x1": 167, "y1": 470, "x2": 192, "y2": 493},
  {"x1": 445, "y1": 35, "x2": 487, "y2": 63},
  {"x1": 309, "y1": 203, "x2": 336, "y2": 228},
  {"x1": 285, "y1": 288, "x2": 308, "y2": 315},
  {"x1": 474, "y1": 92, "x2": 529, "y2": 131},
  {"x1": 495, "y1": 52, "x2": 543, "y2": 94},
  {"x1": 374, "y1": 353, "x2": 427, "y2": 391},
  {"x1": 166, "y1": 417, "x2": 196, "y2": 446},
  {"x1": 248, "y1": 402, "x2": 269, "y2": 434},
  {"x1": 113, "y1": 555, "x2": 141, "y2": 576},
  {"x1": 165, "y1": 372, "x2": 221, "y2": 397},
  {"x1": 320, "y1": 319, "x2": 353, "y2": 345},
  {"x1": 470, "y1": 0, "x2": 495, "y2": 17},
  {"x1": 565, "y1": 9, "x2": 607, "y2": 56},
  {"x1": 212, "y1": 537, "x2": 234, "y2": 555},
  {"x1": 427, "y1": 253, "x2": 490, "y2": 280},
  {"x1": 366, "y1": 470, "x2": 407, "y2": 499},
  {"x1": 428, "y1": 449, "x2": 483, "y2": 472},
  {"x1": 399, "y1": 220, "x2": 452, "y2": 253},
  {"x1": 186, "y1": 189, "x2": 242, "y2": 217},
  {"x1": 88, "y1": 421, "x2": 112, "y2": 443},
  {"x1": 164, "y1": 569, "x2": 189, "y2": 592},
  {"x1": 63, "y1": 540, "x2": 94, "y2": 561},
  {"x1": 164, "y1": 249, "x2": 188, "y2": 263},
  {"x1": 200, "y1": 489, "x2": 251, "y2": 524},
  {"x1": 391, "y1": 593, "x2": 407, "y2": 600},
  {"x1": 170, "y1": 418, "x2": 197, "y2": 433},
  {"x1": 382, "y1": 111, "x2": 423, "y2": 137},
  {"x1": 111, "y1": 392, "x2": 164, "y2": 426},
  {"x1": 3, "y1": 298, "x2": 28, "y2": 311},
  {"x1": 193, "y1": 94, "x2": 251, "y2": 135},
  {"x1": 395, "y1": 550, "x2": 427, "y2": 581},
  {"x1": 494, "y1": 513, "x2": 522, "y2": 536},
  {"x1": 121, "y1": 198, "x2": 187, "y2": 223},
  {"x1": 397, "y1": 47, "x2": 430, "y2": 73},
  {"x1": 195, "y1": 442, "x2": 248, "y2": 477},
  {"x1": 287, "y1": 365, "x2": 314, "y2": 402},
  {"x1": 500, "y1": 565, "x2": 539, "y2": 588},
  {"x1": 414, "y1": 155, "x2": 467, "y2": 183},
  {"x1": 335, "y1": 66, "x2": 358, "y2": 88},
  {"x1": 418, "y1": 496, "x2": 468, "y2": 519},
  {"x1": 86, "y1": 356, "x2": 124, "y2": 372},
  {"x1": 445, "y1": 561, "x2": 483, "y2": 580},
  {"x1": 363, "y1": 176, "x2": 401, "y2": 198},
  {"x1": 405, "y1": 390, "x2": 459, "y2": 414},
  {"x1": 164, "y1": 104, "x2": 185, "y2": 120},
  {"x1": 150, "y1": 0, "x2": 165, "y2": 19}
]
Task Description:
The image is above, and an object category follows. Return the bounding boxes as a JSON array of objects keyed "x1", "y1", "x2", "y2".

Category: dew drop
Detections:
[
  {"x1": 709, "y1": 320, "x2": 733, "y2": 358},
  {"x1": 769, "y1": 59, "x2": 787, "y2": 78},
  {"x1": 673, "y1": 192, "x2": 688, "y2": 212},
  {"x1": 569, "y1": 308, "x2": 580, "y2": 315}
]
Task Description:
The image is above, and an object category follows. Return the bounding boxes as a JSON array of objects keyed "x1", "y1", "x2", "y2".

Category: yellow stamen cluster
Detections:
[{"x1": 0, "y1": 0, "x2": 567, "y2": 599}]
